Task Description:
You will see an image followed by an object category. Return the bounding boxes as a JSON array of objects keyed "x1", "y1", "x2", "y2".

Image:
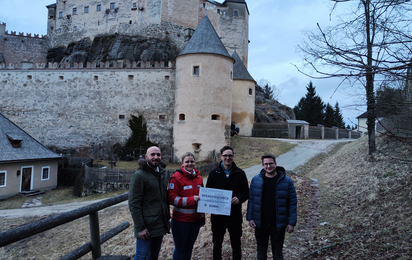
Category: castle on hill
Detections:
[{"x1": 0, "y1": 0, "x2": 255, "y2": 162}]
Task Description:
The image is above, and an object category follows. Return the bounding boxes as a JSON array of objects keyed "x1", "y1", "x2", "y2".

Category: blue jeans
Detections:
[
  {"x1": 133, "y1": 235, "x2": 163, "y2": 260},
  {"x1": 171, "y1": 219, "x2": 201, "y2": 260},
  {"x1": 255, "y1": 223, "x2": 286, "y2": 260}
]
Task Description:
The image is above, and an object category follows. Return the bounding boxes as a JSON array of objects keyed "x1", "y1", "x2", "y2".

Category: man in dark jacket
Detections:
[
  {"x1": 246, "y1": 153, "x2": 297, "y2": 260},
  {"x1": 206, "y1": 145, "x2": 249, "y2": 260},
  {"x1": 128, "y1": 146, "x2": 170, "y2": 260}
]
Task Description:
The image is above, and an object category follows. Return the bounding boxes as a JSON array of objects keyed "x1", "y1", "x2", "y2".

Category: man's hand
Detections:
[
  {"x1": 249, "y1": 220, "x2": 256, "y2": 228},
  {"x1": 286, "y1": 224, "x2": 294, "y2": 233},
  {"x1": 138, "y1": 229, "x2": 150, "y2": 241},
  {"x1": 231, "y1": 196, "x2": 240, "y2": 205}
]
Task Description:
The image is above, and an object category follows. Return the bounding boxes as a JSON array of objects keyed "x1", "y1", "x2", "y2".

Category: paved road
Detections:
[{"x1": 0, "y1": 139, "x2": 352, "y2": 219}]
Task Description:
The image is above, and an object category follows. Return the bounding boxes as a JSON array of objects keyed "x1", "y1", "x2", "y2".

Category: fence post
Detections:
[{"x1": 89, "y1": 212, "x2": 102, "y2": 260}]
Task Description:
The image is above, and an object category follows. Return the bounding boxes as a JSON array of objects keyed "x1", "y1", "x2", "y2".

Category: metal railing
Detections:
[{"x1": 0, "y1": 193, "x2": 130, "y2": 260}]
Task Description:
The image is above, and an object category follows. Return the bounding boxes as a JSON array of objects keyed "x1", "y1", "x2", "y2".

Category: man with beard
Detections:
[{"x1": 129, "y1": 146, "x2": 170, "y2": 260}]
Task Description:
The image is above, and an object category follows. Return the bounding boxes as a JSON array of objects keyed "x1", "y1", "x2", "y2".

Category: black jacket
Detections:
[{"x1": 206, "y1": 162, "x2": 249, "y2": 224}]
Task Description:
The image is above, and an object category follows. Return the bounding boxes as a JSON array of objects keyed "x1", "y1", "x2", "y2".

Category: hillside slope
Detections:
[{"x1": 297, "y1": 134, "x2": 412, "y2": 259}]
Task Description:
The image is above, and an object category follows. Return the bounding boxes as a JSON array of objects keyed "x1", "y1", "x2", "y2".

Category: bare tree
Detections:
[{"x1": 296, "y1": 0, "x2": 412, "y2": 154}]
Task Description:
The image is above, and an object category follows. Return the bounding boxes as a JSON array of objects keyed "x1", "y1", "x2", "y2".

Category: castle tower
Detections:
[
  {"x1": 173, "y1": 15, "x2": 234, "y2": 162},
  {"x1": 231, "y1": 50, "x2": 255, "y2": 136}
]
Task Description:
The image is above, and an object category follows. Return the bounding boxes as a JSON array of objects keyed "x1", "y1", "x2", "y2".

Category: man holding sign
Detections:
[{"x1": 206, "y1": 146, "x2": 249, "y2": 260}]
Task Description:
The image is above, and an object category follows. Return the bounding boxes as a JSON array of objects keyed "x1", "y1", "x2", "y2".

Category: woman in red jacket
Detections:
[{"x1": 168, "y1": 152, "x2": 204, "y2": 260}]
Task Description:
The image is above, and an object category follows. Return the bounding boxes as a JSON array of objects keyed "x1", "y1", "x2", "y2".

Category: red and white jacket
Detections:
[{"x1": 168, "y1": 166, "x2": 204, "y2": 223}]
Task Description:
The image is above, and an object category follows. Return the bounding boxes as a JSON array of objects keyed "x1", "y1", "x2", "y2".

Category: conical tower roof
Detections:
[
  {"x1": 179, "y1": 15, "x2": 232, "y2": 59},
  {"x1": 232, "y1": 51, "x2": 255, "y2": 82}
]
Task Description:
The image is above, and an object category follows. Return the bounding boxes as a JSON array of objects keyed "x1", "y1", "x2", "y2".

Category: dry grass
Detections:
[{"x1": 231, "y1": 136, "x2": 296, "y2": 169}]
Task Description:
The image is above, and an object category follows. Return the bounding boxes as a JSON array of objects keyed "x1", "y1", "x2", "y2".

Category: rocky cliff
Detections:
[
  {"x1": 47, "y1": 34, "x2": 179, "y2": 66},
  {"x1": 254, "y1": 85, "x2": 295, "y2": 123}
]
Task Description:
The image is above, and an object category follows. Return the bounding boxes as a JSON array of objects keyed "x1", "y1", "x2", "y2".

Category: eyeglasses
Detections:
[
  {"x1": 221, "y1": 154, "x2": 234, "y2": 158},
  {"x1": 263, "y1": 163, "x2": 275, "y2": 167}
]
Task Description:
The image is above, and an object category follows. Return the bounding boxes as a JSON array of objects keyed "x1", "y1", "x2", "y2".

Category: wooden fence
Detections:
[{"x1": 0, "y1": 193, "x2": 130, "y2": 260}]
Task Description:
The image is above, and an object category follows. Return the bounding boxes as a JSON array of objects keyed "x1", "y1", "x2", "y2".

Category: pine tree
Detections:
[
  {"x1": 293, "y1": 82, "x2": 325, "y2": 126},
  {"x1": 324, "y1": 103, "x2": 335, "y2": 127},
  {"x1": 334, "y1": 102, "x2": 345, "y2": 128}
]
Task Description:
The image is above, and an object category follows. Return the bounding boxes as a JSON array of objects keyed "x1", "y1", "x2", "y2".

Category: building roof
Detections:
[
  {"x1": 0, "y1": 113, "x2": 60, "y2": 163},
  {"x1": 232, "y1": 51, "x2": 255, "y2": 82},
  {"x1": 178, "y1": 15, "x2": 232, "y2": 60},
  {"x1": 287, "y1": 120, "x2": 310, "y2": 125}
]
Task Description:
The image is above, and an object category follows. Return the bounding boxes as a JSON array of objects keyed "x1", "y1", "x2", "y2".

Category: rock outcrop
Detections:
[
  {"x1": 46, "y1": 34, "x2": 179, "y2": 66},
  {"x1": 255, "y1": 85, "x2": 295, "y2": 123}
]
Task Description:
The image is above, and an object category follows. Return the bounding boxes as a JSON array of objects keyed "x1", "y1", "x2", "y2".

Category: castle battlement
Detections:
[
  {"x1": 4, "y1": 31, "x2": 47, "y2": 39},
  {"x1": 0, "y1": 60, "x2": 175, "y2": 70}
]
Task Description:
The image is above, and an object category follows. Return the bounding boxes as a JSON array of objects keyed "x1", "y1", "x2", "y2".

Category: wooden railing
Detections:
[{"x1": 0, "y1": 193, "x2": 130, "y2": 260}]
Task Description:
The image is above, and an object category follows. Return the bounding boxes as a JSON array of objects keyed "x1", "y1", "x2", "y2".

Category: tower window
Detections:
[
  {"x1": 59, "y1": 12, "x2": 63, "y2": 18},
  {"x1": 85, "y1": 6, "x2": 89, "y2": 13},
  {"x1": 249, "y1": 88, "x2": 253, "y2": 95},
  {"x1": 94, "y1": 76, "x2": 98, "y2": 80},
  {"x1": 165, "y1": 75, "x2": 170, "y2": 80},
  {"x1": 97, "y1": 4, "x2": 101, "y2": 11},
  {"x1": 211, "y1": 114, "x2": 220, "y2": 120},
  {"x1": 59, "y1": 76, "x2": 64, "y2": 80},
  {"x1": 217, "y1": 9, "x2": 220, "y2": 14},
  {"x1": 119, "y1": 114, "x2": 125, "y2": 119},
  {"x1": 73, "y1": 8, "x2": 77, "y2": 15},
  {"x1": 159, "y1": 114, "x2": 166, "y2": 120},
  {"x1": 234, "y1": 10, "x2": 238, "y2": 16},
  {"x1": 27, "y1": 75, "x2": 32, "y2": 80},
  {"x1": 110, "y1": 3, "x2": 115, "y2": 9},
  {"x1": 179, "y1": 114, "x2": 185, "y2": 121},
  {"x1": 193, "y1": 66, "x2": 200, "y2": 76},
  {"x1": 128, "y1": 75, "x2": 134, "y2": 80}
]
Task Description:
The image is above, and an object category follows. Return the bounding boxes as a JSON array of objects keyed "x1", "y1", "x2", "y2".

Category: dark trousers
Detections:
[
  {"x1": 255, "y1": 223, "x2": 286, "y2": 260},
  {"x1": 171, "y1": 219, "x2": 201, "y2": 260},
  {"x1": 211, "y1": 221, "x2": 242, "y2": 260}
]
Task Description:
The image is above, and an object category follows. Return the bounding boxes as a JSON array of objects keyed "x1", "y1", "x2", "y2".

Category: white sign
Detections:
[{"x1": 197, "y1": 187, "x2": 232, "y2": 216}]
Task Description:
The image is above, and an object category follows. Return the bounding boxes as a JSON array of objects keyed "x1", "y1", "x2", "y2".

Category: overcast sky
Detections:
[{"x1": 1, "y1": 0, "x2": 364, "y2": 127}]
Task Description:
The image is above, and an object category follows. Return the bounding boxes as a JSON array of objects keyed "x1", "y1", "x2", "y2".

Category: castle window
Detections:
[
  {"x1": 0, "y1": 171, "x2": 6, "y2": 187},
  {"x1": 85, "y1": 6, "x2": 89, "y2": 13},
  {"x1": 234, "y1": 10, "x2": 238, "y2": 16},
  {"x1": 119, "y1": 114, "x2": 125, "y2": 119},
  {"x1": 128, "y1": 75, "x2": 134, "y2": 80},
  {"x1": 179, "y1": 114, "x2": 185, "y2": 121},
  {"x1": 94, "y1": 76, "x2": 98, "y2": 80},
  {"x1": 249, "y1": 88, "x2": 253, "y2": 95},
  {"x1": 165, "y1": 75, "x2": 170, "y2": 80},
  {"x1": 97, "y1": 4, "x2": 101, "y2": 11},
  {"x1": 159, "y1": 114, "x2": 166, "y2": 120},
  {"x1": 211, "y1": 114, "x2": 221, "y2": 120},
  {"x1": 57, "y1": 28, "x2": 62, "y2": 33},
  {"x1": 73, "y1": 8, "x2": 77, "y2": 15},
  {"x1": 27, "y1": 75, "x2": 32, "y2": 80},
  {"x1": 110, "y1": 3, "x2": 115, "y2": 10},
  {"x1": 41, "y1": 167, "x2": 50, "y2": 180},
  {"x1": 203, "y1": 3, "x2": 205, "y2": 8},
  {"x1": 59, "y1": 76, "x2": 64, "y2": 80},
  {"x1": 59, "y1": 12, "x2": 63, "y2": 18},
  {"x1": 129, "y1": 20, "x2": 132, "y2": 24},
  {"x1": 73, "y1": 26, "x2": 77, "y2": 31},
  {"x1": 217, "y1": 9, "x2": 220, "y2": 14},
  {"x1": 193, "y1": 66, "x2": 200, "y2": 76},
  {"x1": 230, "y1": 71, "x2": 233, "y2": 80}
]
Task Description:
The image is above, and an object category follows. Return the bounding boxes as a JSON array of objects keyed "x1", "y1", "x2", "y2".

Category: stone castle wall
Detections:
[
  {"x1": 0, "y1": 64, "x2": 176, "y2": 158},
  {"x1": 0, "y1": 24, "x2": 49, "y2": 66}
]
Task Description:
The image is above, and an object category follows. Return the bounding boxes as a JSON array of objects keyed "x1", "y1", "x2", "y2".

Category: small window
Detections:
[
  {"x1": 211, "y1": 114, "x2": 221, "y2": 120},
  {"x1": 159, "y1": 114, "x2": 166, "y2": 120},
  {"x1": 73, "y1": 26, "x2": 77, "y2": 31},
  {"x1": 217, "y1": 9, "x2": 220, "y2": 14},
  {"x1": 59, "y1": 12, "x2": 63, "y2": 18},
  {"x1": 73, "y1": 8, "x2": 77, "y2": 15},
  {"x1": 165, "y1": 75, "x2": 170, "y2": 80},
  {"x1": 129, "y1": 20, "x2": 132, "y2": 24},
  {"x1": 193, "y1": 66, "x2": 200, "y2": 76},
  {"x1": 133, "y1": 3, "x2": 137, "y2": 8},
  {"x1": 85, "y1": 6, "x2": 89, "y2": 13},
  {"x1": 41, "y1": 167, "x2": 50, "y2": 180},
  {"x1": 230, "y1": 71, "x2": 233, "y2": 80},
  {"x1": 249, "y1": 88, "x2": 253, "y2": 95},
  {"x1": 57, "y1": 28, "x2": 62, "y2": 33},
  {"x1": 234, "y1": 10, "x2": 238, "y2": 16},
  {"x1": 203, "y1": 3, "x2": 205, "y2": 8},
  {"x1": 0, "y1": 171, "x2": 6, "y2": 187},
  {"x1": 94, "y1": 75, "x2": 98, "y2": 80},
  {"x1": 179, "y1": 113, "x2": 185, "y2": 121},
  {"x1": 27, "y1": 75, "x2": 32, "y2": 80},
  {"x1": 97, "y1": 4, "x2": 101, "y2": 11},
  {"x1": 51, "y1": 26, "x2": 54, "y2": 31},
  {"x1": 119, "y1": 114, "x2": 126, "y2": 119},
  {"x1": 110, "y1": 3, "x2": 115, "y2": 9},
  {"x1": 128, "y1": 75, "x2": 134, "y2": 80},
  {"x1": 59, "y1": 76, "x2": 64, "y2": 80}
]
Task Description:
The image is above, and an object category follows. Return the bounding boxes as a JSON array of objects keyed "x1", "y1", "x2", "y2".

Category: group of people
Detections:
[{"x1": 128, "y1": 145, "x2": 297, "y2": 260}]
